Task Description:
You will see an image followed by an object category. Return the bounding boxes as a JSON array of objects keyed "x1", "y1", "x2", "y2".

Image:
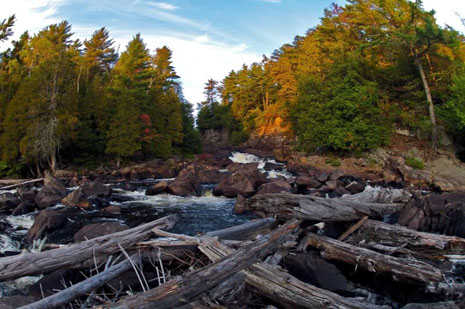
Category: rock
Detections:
[
  {"x1": 325, "y1": 180, "x2": 341, "y2": 190},
  {"x1": 196, "y1": 168, "x2": 222, "y2": 184},
  {"x1": 263, "y1": 162, "x2": 282, "y2": 171},
  {"x1": 81, "y1": 180, "x2": 111, "y2": 197},
  {"x1": 401, "y1": 302, "x2": 458, "y2": 309},
  {"x1": 74, "y1": 222, "x2": 129, "y2": 242},
  {"x1": 34, "y1": 189, "x2": 64, "y2": 209},
  {"x1": 317, "y1": 172, "x2": 329, "y2": 183},
  {"x1": 29, "y1": 269, "x2": 78, "y2": 299},
  {"x1": 329, "y1": 169, "x2": 345, "y2": 181},
  {"x1": 121, "y1": 181, "x2": 134, "y2": 191},
  {"x1": 227, "y1": 162, "x2": 259, "y2": 173},
  {"x1": 146, "y1": 181, "x2": 168, "y2": 195},
  {"x1": 167, "y1": 179, "x2": 201, "y2": 197},
  {"x1": 17, "y1": 186, "x2": 37, "y2": 201},
  {"x1": 0, "y1": 295, "x2": 37, "y2": 308},
  {"x1": 257, "y1": 180, "x2": 292, "y2": 194},
  {"x1": 27, "y1": 210, "x2": 65, "y2": 241},
  {"x1": 43, "y1": 172, "x2": 67, "y2": 196},
  {"x1": 62, "y1": 187, "x2": 91, "y2": 209},
  {"x1": 345, "y1": 182, "x2": 366, "y2": 194},
  {"x1": 12, "y1": 200, "x2": 35, "y2": 216},
  {"x1": 284, "y1": 252, "x2": 348, "y2": 293},
  {"x1": 54, "y1": 169, "x2": 75, "y2": 179},
  {"x1": 295, "y1": 176, "x2": 321, "y2": 189},
  {"x1": 234, "y1": 194, "x2": 248, "y2": 214},
  {"x1": 102, "y1": 205, "x2": 121, "y2": 214},
  {"x1": 332, "y1": 187, "x2": 350, "y2": 197},
  {"x1": 0, "y1": 193, "x2": 20, "y2": 210},
  {"x1": 214, "y1": 169, "x2": 267, "y2": 198},
  {"x1": 68, "y1": 177, "x2": 79, "y2": 187}
]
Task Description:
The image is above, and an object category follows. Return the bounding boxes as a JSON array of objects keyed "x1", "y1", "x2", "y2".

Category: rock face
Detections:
[
  {"x1": 27, "y1": 210, "x2": 65, "y2": 241},
  {"x1": 73, "y1": 222, "x2": 129, "y2": 242},
  {"x1": 257, "y1": 180, "x2": 292, "y2": 195},
  {"x1": 214, "y1": 169, "x2": 267, "y2": 198},
  {"x1": 146, "y1": 181, "x2": 168, "y2": 195},
  {"x1": 61, "y1": 187, "x2": 91, "y2": 208}
]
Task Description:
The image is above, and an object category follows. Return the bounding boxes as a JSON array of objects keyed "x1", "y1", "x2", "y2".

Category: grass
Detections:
[{"x1": 406, "y1": 156, "x2": 424, "y2": 170}]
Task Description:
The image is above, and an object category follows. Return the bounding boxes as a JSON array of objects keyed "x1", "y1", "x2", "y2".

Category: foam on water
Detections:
[
  {"x1": 0, "y1": 234, "x2": 20, "y2": 252},
  {"x1": 229, "y1": 152, "x2": 292, "y2": 179}
]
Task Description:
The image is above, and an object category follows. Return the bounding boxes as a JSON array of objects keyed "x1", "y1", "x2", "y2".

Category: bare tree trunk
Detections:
[
  {"x1": 415, "y1": 54, "x2": 438, "y2": 152},
  {"x1": 50, "y1": 150, "x2": 57, "y2": 174}
]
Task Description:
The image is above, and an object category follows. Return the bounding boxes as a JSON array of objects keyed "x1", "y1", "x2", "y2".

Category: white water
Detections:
[
  {"x1": 0, "y1": 214, "x2": 34, "y2": 253},
  {"x1": 229, "y1": 152, "x2": 293, "y2": 179}
]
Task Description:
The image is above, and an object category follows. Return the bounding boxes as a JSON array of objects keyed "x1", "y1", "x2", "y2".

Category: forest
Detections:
[{"x1": 1, "y1": 0, "x2": 465, "y2": 177}]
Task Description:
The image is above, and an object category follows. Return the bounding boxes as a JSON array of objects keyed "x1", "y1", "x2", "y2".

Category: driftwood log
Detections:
[
  {"x1": 0, "y1": 178, "x2": 43, "y2": 190},
  {"x1": 303, "y1": 233, "x2": 444, "y2": 283},
  {"x1": 19, "y1": 255, "x2": 138, "y2": 309},
  {"x1": 111, "y1": 219, "x2": 301, "y2": 308},
  {"x1": 246, "y1": 193, "x2": 405, "y2": 221},
  {"x1": 347, "y1": 219, "x2": 465, "y2": 256},
  {"x1": 0, "y1": 215, "x2": 177, "y2": 281}
]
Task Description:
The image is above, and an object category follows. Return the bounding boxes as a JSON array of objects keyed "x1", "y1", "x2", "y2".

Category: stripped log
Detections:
[
  {"x1": 0, "y1": 215, "x2": 177, "y2": 281},
  {"x1": 347, "y1": 219, "x2": 465, "y2": 256},
  {"x1": 0, "y1": 178, "x2": 43, "y2": 190},
  {"x1": 112, "y1": 219, "x2": 301, "y2": 308},
  {"x1": 246, "y1": 193, "x2": 405, "y2": 221},
  {"x1": 206, "y1": 217, "x2": 276, "y2": 240},
  {"x1": 19, "y1": 255, "x2": 138, "y2": 309},
  {"x1": 304, "y1": 233, "x2": 444, "y2": 283}
]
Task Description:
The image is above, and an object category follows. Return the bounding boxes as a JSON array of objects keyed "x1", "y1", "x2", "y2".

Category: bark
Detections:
[
  {"x1": 246, "y1": 193, "x2": 404, "y2": 221},
  {"x1": 112, "y1": 219, "x2": 301, "y2": 308},
  {"x1": 206, "y1": 217, "x2": 276, "y2": 240},
  {"x1": 347, "y1": 219, "x2": 465, "y2": 257},
  {"x1": 415, "y1": 54, "x2": 438, "y2": 152},
  {"x1": 19, "y1": 255, "x2": 137, "y2": 309},
  {"x1": 0, "y1": 215, "x2": 177, "y2": 281},
  {"x1": 304, "y1": 232, "x2": 444, "y2": 283}
]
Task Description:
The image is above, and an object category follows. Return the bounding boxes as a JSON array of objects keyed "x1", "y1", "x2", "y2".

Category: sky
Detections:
[{"x1": 1, "y1": 0, "x2": 465, "y2": 104}]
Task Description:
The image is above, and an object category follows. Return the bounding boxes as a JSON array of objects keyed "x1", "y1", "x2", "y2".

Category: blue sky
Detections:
[{"x1": 2, "y1": 0, "x2": 465, "y2": 104}]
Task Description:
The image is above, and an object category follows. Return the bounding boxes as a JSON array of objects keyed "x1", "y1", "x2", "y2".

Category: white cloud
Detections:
[{"x1": 148, "y1": 2, "x2": 178, "y2": 11}]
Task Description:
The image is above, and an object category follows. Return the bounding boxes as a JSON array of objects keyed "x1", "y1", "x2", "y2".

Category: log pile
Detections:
[{"x1": 1, "y1": 192, "x2": 465, "y2": 308}]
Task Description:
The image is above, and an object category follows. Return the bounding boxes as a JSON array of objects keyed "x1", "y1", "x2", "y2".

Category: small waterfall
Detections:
[{"x1": 229, "y1": 151, "x2": 293, "y2": 179}]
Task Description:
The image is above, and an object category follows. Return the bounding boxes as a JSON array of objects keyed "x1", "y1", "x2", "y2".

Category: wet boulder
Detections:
[
  {"x1": 167, "y1": 179, "x2": 201, "y2": 197},
  {"x1": 120, "y1": 181, "x2": 135, "y2": 191},
  {"x1": 17, "y1": 186, "x2": 38, "y2": 201},
  {"x1": 0, "y1": 193, "x2": 21, "y2": 210},
  {"x1": 12, "y1": 200, "x2": 35, "y2": 216},
  {"x1": 263, "y1": 162, "x2": 283, "y2": 171},
  {"x1": 345, "y1": 182, "x2": 366, "y2": 194},
  {"x1": 317, "y1": 172, "x2": 330, "y2": 183},
  {"x1": 234, "y1": 194, "x2": 248, "y2": 214},
  {"x1": 257, "y1": 180, "x2": 292, "y2": 194},
  {"x1": 227, "y1": 162, "x2": 259, "y2": 173},
  {"x1": 74, "y1": 222, "x2": 129, "y2": 242},
  {"x1": 329, "y1": 169, "x2": 346, "y2": 181},
  {"x1": 34, "y1": 173, "x2": 68, "y2": 208},
  {"x1": 81, "y1": 180, "x2": 111, "y2": 197},
  {"x1": 146, "y1": 181, "x2": 168, "y2": 195},
  {"x1": 102, "y1": 205, "x2": 121, "y2": 214},
  {"x1": 295, "y1": 176, "x2": 321, "y2": 189},
  {"x1": 214, "y1": 169, "x2": 267, "y2": 198},
  {"x1": 43, "y1": 172, "x2": 67, "y2": 196},
  {"x1": 27, "y1": 210, "x2": 65, "y2": 241},
  {"x1": 62, "y1": 187, "x2": 91, "y2": 209}
]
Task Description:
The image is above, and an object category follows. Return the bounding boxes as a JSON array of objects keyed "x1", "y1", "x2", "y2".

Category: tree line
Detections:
[
  {"x1": 0, "y1": 17, "x2": 201, "y2": 176},
  {"x1": 198, "y1": 0, "x2": 465, "y2": 158}
]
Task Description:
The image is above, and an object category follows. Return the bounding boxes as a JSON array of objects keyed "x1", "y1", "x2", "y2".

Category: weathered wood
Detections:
[
  {"x1": 19, "y1": 255, "x2": 137, "y2": 309},
  {"x1": 246, "y1": 193, "x2": 405, "y2": 221},
  {"x1": 0, "y1": 215, "x2": 177, "y2": 281},
  {"x1": 112, "y1": 219, "x2": 301, "y2": 308},
  {"x1": 304, "y1": 233, "x2": 444, "y2": 283},
  {"x1": 338, "y1": 216, "x2": 369, "y2": 241},
  {"x1": 347, "y1": 219, "x2": 465, "y2": 256},
  {"x1": 0, "y1": 178, "x2": 43, "y2": 190},
  {"x1": 246, "y1": 263, "x2": 381, "y2": 309},
  {"x1": 206, "y1": 217, "x2": 276, "y2": 240}
]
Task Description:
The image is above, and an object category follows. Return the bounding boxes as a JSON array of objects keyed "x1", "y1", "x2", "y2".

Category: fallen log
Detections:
[
  {"x1": 347, "y1": 219, "x2": 465, "y2": 256},
  {"x1": 246, "y1": 193, "x2": 404, "y2": 221},
  {"x1": 206, "y1": 217, "x2": 276, "y2": 240},
  {"x1": 0, "y1": 215, "x2": 177, "y2": 281},
  {"x1": 111, "y1": 219, "x2": 301, "y2": 308},
  {"x1": 19, "y1": 255, "x2": 138, "y2": 309},
  {"x1": 303, "y1": 233, "x2": 444, "y2": 283},
  {"x1": 0, "y1": 178, "x2": 43, "y2": 190}
]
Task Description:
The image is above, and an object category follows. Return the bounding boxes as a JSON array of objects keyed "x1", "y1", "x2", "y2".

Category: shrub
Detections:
[
  {"x1": 325, "y1": 158, "x2": 342, "y2": 167},
  {"x1": 406, "y1": 156, "x2": 424, "y2": 170}
]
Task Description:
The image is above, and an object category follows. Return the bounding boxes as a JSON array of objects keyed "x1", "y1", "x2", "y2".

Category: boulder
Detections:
[
  {"x1": 263, "y1": 162, "x2": 283, "y2": 171},
  {"x1": 295, "y1": 176, "x2": 321, "y2": 189},
  {"x1": 329, "y1": 169, "x2": 345, "y2": 181},
  {"x1": 227, "y1": 162, "x2": 259, "y2": 173},
  {"x1": 43, "y1": 172, "x2": 67, "y2": 196},
  {"x1": 167, "y1": 179, "x2": 201, "y2": 197},
  {"x1": 317, "y1": 172, "x2": 330, "y2": 183},
  {"x1": 325, "y1": 180, "x2": 342, "y2": 190},
  {"x1": 74, "y1": 222, "x2": 129, "y2": 242},
  {"x1": 61, "y1": 187, "x2": 91, "y2": 208},
  {"x1": 214, "y1": 169, "x2": 267, "y2": 198},
  {"x1": 234, "y1": 194, "x2": 248, "y2": 214},
  {"x1": 17, "y1": 186, "x2": 38, "y2": 201},
  {"x1": 68, "y1": 177, "x2": 79, "y2": 187},
  {"x1": 0, "y1": 296, "x2": 37, "y2": 309},
  {"x1": 146, "y1": 181, "x2": 168, "y2": 195},
  {"x1": 332, "y1": 187, "x2": 351, "y2": 197},
  {"x1": 0, "y1": 193, "x2": 20, "y2": 210},
  {"x1": 102, "y1": 205, "x2": 121, "y2": 214},
  {"x1": 29, "y1": 269, "x2": 78, "y2": 299},
  {"x1": 345, "y1": 182, "x2": 366, "y2": 194},
  {"x1": 120, "y1": 181, "x2": 135, "y2": 191},
  {"x1": 34, "y1": 189, "x2": 64, "y2": 209},
  {"x1": 27, "y1": 210, "x2": 65, "y2": 241},
  {"x1": 257, "y1": 180, "x2": 292, "y2": 194},
  {"x1": 12, "y1": 200, "x2": 35, "y2": 216},
  {"x1": 81, "y1": 180, "x2": 111, "y2": 197}
]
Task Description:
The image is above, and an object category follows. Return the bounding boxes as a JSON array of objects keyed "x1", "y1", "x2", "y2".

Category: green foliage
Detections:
[
  {"x1": 406, "y1": 156, "x2": 425, "y2": 170},
  {"x1": 292, "y1": 57, "x2": 390, "y2": 153},
  {"x1": 325, "y1": 157, "x2": 342, "y2": 167}
]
